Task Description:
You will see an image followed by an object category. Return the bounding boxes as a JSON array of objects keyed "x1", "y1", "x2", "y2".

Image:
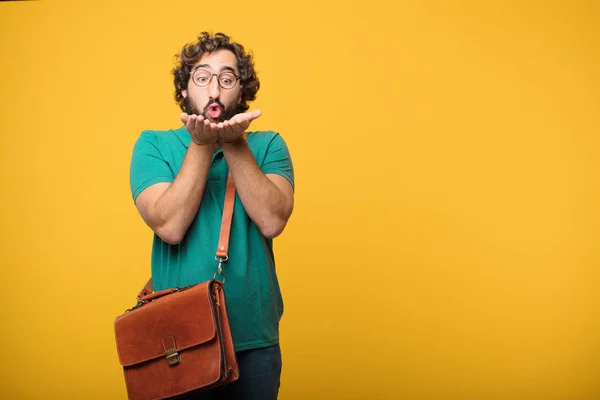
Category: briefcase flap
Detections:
[{"x1": 114, "y1": 281, "x2": 218, "y2": 367}]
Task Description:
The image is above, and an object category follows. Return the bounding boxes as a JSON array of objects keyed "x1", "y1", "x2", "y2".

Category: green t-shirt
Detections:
[{"x1": 129, "y1": 126, "x2": 294, "y2": 352}]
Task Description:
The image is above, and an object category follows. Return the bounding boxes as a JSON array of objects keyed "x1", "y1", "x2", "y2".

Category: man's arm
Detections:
[
  {"x1": 221, "y1": 140, "x2": 294, "y2": 239},
  {"x1": 134, "y1": 114, "x2": 220, "y2": 245},
  {"x1": 135, "y1": 142, "x2": 213, "y2": 245}
]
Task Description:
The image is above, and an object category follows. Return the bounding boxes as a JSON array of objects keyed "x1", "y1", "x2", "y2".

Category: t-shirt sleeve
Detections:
[
  {"x1": 129, "y1": 131, "x2": 175, "y2": 202},
  {"x1": 261, "y1": 133, "x2": 295, "y2": 191}
]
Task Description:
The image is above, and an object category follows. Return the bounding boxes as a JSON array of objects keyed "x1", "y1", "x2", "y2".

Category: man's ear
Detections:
[{"x1": 182, "y1": 89, "x2": 187, "y2": 98}]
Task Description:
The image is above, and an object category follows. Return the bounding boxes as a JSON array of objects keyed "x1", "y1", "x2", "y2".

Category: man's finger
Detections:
[
  {"x1": 186, "y1": 114, "x2": 196, "y2": 133},
  {"x1": 231, "y1": 118, "x2": 244, "y2": 133},
  {"x1": 220, "y1": 121, "x2": 235, "y2": 140},
  {"x1": 247, "y1": 109, "x2": 262, "y2": 121},
  {"x1": 196, "y1": 117, "x2": 207, "y2": 136},
  {"x1": 229, "y1": 109, "x2": 261, "y2": 125},
  {"x1": 180, "y1": 113, "x2": 190, "y2": 124},
  {"x1": 224, "y1": 122, "x2": 236, "y2": 138},
  {"x1": 191, "y1": 115, "x2": 201, "y2": 133}
]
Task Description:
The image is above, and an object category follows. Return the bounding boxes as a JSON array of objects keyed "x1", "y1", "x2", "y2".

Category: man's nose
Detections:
[{"x1": 208, "y1": 76, "x2": 220, "y2": 99}]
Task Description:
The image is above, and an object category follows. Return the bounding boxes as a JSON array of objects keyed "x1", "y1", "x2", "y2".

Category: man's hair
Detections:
[{"x1": 172, "y1": 32, "x2": 260, "y2": 114}]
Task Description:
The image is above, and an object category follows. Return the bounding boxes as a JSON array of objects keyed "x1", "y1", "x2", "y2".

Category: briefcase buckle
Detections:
[
  {"x1": 162, "y1": 336, "x2": 180, "y2": 366},
  {"x1": 165, "y1": 348, "x2": 180, "y2": 366}
]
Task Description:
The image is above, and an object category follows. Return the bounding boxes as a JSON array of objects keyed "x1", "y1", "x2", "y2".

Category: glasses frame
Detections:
[{"x1": 189, "y1": 68, "x2": 241, "y2": 90}]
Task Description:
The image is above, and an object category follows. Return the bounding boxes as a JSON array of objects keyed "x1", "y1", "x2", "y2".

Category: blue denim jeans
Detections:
[{"x1": 181, "y1": 343, "x2": 282, "y2": 400}]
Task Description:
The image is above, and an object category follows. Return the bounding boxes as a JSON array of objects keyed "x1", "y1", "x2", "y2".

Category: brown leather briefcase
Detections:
[{"x1": 114, "y1": 174, "x2": 239, "y2": 399}]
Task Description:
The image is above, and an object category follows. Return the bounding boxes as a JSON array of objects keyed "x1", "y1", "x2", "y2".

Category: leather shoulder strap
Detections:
[
  {"x1": 136, "y1": 172, "x2": 236, "y2": 298},
  {"x1": 216, "y1": 172, "x2": 236, "y2": 259}
]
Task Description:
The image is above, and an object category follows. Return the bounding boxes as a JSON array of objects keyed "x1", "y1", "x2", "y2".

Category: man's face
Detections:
[{"x1": 182, "y1": 49, "x2": 242, "y2": 123}]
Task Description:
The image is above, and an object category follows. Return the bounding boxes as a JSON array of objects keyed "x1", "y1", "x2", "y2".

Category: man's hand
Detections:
[
  {"x1": 217, "y1": 109, "x2": 262, "y2": 143},
  {"x1": 180, "y1": 113, "x2": 219, "y2": 145}
]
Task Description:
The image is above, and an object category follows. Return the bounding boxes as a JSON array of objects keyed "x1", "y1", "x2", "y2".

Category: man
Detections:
[{"x1": 129, "y1": 32, "x2": 294, "y2": 399}]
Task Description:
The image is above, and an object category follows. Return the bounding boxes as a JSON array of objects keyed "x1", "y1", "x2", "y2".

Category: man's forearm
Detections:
[
  {"x1": 151, "y1": 143, "x2": 213, "y2": 244},
  {"x1": 221, "y1": 140, "x2": 291, "y2": 238}
]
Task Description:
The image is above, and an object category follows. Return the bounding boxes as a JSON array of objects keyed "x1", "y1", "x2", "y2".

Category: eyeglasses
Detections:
[{"x1": 189, "y1": 68, "x2": 240, "y2": 90}]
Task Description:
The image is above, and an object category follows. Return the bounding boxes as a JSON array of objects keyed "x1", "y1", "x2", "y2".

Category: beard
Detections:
[{"x1": 184, "y1": 97, "x2": 239, "y2": 123}]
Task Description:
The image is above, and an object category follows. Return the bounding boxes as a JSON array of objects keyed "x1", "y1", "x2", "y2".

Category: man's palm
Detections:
[{"x1": 218, "y1": 109, "x2": 262, "y2": 143}]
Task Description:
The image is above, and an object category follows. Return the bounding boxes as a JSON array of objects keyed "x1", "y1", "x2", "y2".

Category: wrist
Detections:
[
  {"x1": 189, "y1": 141, "x2": 216, "y2": 155},
  {"x1": 220, "y1": 137, "x2": 247, "y2": 150},
  {"x1": 191, "y1": 136, "x2": 217, "y2": 145}
]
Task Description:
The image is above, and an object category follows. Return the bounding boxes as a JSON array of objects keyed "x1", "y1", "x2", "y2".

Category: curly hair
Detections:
[{"x1": 172, "y1": 32, "x2": 260, "y2": 114}]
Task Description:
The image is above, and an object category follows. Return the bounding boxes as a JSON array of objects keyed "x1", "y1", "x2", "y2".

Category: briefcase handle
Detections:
[{"x1": 136, "y1": 172, "x2": 236, "y2": 299}]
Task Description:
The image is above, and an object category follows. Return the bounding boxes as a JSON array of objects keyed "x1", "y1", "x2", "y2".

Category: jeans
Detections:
[{"x1": 182, "y1": 343, "x2": 282, "y2": 400}]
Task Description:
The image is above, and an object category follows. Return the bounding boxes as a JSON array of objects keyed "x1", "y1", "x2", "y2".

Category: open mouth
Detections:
[{"x1": 207, "y1": 103, "x2": 222, "y2": 120}]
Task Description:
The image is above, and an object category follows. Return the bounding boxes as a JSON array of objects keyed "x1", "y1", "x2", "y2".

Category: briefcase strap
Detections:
[{"x1": 136, "y1": 172, "x2": 236, "y2": 299}]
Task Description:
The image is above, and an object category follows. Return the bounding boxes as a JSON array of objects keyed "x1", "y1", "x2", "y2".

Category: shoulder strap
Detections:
[{"x1": 136, "y1": 172, "x2": 236, "y2": 299}]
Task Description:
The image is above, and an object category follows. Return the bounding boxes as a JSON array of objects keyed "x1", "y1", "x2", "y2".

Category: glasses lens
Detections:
[
  {"x1": 219, "y1": 72, "x2": 237, "y2": 89},
  {"x1": 193, "y1": 70, "x2": 212, "y2": 86}
]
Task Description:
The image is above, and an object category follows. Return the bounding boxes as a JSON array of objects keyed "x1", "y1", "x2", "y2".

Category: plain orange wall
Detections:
[{"x1": 1, "y1": 0, "x2": 599, "y2": 398}]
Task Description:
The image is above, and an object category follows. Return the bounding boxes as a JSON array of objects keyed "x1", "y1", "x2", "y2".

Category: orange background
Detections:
[{"x1": 0, "y1": 0, "x2": 599, "y2": 398}]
